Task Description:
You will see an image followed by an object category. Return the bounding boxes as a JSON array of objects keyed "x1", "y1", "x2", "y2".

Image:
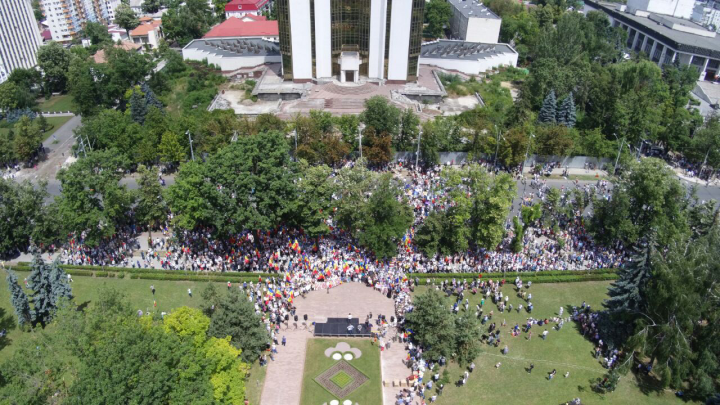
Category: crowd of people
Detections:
[
  {"x1": 51, "y1": 163, "x2": 628, "y2": 404},
  {"x1": 56, "y1": 163, "x2": 626, "y2": 277}
]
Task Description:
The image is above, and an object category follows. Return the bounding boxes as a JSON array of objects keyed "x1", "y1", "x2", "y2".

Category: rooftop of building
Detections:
[
  {"x1": 225, "y1": 0, "x2": 269, "y2": 12},
  {"x1": 93, "y1": 41, "x2": 143, "y2": 63},
  {"x1": 130, "y1": 19, "x2": 161, "y2": 36},
  {"x1": 447, "y1": 0, "x2": 500, "y2": 20},
  {"x1": 420, "y1": 40, "x2": 515, "y2": 60},
  {"x1": 183, "y1": 38, "x2": 280, "y2": 58},
  {"x1": 203, "y1": 17, "x2": 278, "y2": 38},
  {"x1": 588, "y1": 0, "x2": 720, "y2": 56}
]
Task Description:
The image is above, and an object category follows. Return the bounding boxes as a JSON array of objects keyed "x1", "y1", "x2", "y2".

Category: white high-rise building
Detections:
[{"x1": 0, "y1": 0, "x2": 43, "y2": 83}]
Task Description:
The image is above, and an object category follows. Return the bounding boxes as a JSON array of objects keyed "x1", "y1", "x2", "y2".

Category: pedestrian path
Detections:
[{"x1": 260, "y1": 283, "x2": 399, "y2": 405}]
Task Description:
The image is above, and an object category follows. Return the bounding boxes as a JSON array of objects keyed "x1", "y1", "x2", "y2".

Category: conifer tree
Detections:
[
  {"x1": 130, "y1": 89, "x2": 147, "y2": 124},
  {"x1": 557, "y1": 92, "x2": 577, "y2": 128},
  {"x1": 5, "y1": 269, "x2": 31, "y2": 327},
  {"x1": 602, "y1": 238, "x2": 653, "y2": 343},
  {"x1": 48, "y1": 259, "x2": 73, "y2": 306},
  {"x1": 27, "y1": 249, "x2": 55, "y2": 327},
  {"x1": 538, "y1": 90, "x2": 557, "y2": 124},
  {"x1": 141, "y1": 82, "x2": 163, "y2": 111}
]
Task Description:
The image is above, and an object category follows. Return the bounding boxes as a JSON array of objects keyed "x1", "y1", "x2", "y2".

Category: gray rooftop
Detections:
[
  {"x1": 589, "y1": 0, "x2": 720, "y2": 58},
  {"x1": 420, "y1": 40, "x2": 514, "y2": 60},
  {"x1": 447, "y1": 0, "x2": 500, "y2": 20},
  {"x1": 183, "y1": 38, "x2": 280, "y2": 58}
]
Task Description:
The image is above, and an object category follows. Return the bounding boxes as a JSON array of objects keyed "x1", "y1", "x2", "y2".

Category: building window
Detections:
[
  {"x1": 277, "y1": 0, "x2": 292, "y2": 79},
  {"x1": 406, "y1": 0, "x2": 425, "y2": 81}
]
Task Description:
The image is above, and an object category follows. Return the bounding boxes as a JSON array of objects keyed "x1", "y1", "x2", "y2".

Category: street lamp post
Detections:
[
  {"x1": 522, "y1": 133, "x2": 534, "y2": 195},
  {"x1": 187, "y1": 130, "x2": 195, "y2": 162},
  {"x1": 358, "y1": 123, "x2": 365, "y2": 160},
  {"x1": 415, "y1": 129, "x2": 422, "y2": 171},
  {"x1": 293, "y1": 129, "x2": 298, "y2": 161},
  {"x1": 612, "y1": 133, "x2": 624, "y2": 176},
  {"x1": 493, "y1": 125, "x2": 504, "y2": 175}
]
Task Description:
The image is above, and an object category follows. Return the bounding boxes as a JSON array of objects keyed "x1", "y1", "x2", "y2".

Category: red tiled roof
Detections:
[
  {"x1": 225, "y1": 0, "x2": 269, "y2": 12},
  {"x1": 130, "y1": 20, "x2": 161, "y2": 37},
  {"x1": 93, "y1": 41, "x2": 142, "y2": 63},
  {"x1": 203, "y1": 18, "x2": 278, "y2": 38},
  {"x1": 41, "y1": 29, "x2": 52, "y2": 40}
]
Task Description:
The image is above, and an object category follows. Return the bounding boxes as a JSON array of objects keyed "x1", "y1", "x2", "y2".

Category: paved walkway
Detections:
[{"x1": 259, "y1": 282, "x2": 404, "y2": 405}]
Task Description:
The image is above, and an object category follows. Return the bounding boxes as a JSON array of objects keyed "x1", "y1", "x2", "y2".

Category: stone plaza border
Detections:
[{"x1": 315, "y1": 360, "x2": 369, "y2": 399}]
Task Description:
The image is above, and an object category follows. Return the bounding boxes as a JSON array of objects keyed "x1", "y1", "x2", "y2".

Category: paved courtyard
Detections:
[{"x1": 260, "y1": 282, "x2": 411, "y2": 405}]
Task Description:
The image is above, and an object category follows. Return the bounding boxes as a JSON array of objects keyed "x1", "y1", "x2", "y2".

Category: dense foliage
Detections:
[{"x1": 0, "y1": 288, "x2": 251, "y2": 404}]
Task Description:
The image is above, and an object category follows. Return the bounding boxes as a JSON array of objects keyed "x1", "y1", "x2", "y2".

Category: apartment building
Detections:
[{"x1": 40, "y1": 0, "x2": 123, "y2": 42}]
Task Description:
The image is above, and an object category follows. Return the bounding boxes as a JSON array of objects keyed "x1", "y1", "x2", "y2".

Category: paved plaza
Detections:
[{"x1": 259, "y1": 282, "x2": 412, "y2": 405}]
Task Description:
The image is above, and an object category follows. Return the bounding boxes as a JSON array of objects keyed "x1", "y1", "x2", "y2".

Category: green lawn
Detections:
[
  {"x1": 300, "y1": 338, "x2": 382, "y2": 405},
  {"x1": 38, "y1": 95, "x2": 76, "y2": 113},
  {"x1": 0, "y1": 116, "x2": 71, "y2": 141},
  {"x1": 413, "y1": 282, "x2": 688, "y2": 404},
  {"x1": 41, "y1": 116, "x2": 73, "y2": 141}
]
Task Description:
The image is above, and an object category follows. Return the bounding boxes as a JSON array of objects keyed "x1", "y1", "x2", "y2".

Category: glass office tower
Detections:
[{"x1": 276, "y1": 0, "x2": 424, "y2": 83}]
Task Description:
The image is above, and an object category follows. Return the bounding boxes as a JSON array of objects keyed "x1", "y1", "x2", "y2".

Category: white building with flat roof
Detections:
[
  {"x1": 627, "y1": 0, "x2": 695, "y2": 18},
  {"x1": 447, "y1": 0, "x2": 502, "y2": 44},
  {"x1": 0, "y1": 0, "x2": 43, "y2": 83}
]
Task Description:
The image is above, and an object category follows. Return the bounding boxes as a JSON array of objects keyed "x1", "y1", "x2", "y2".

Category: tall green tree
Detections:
[
  {"x1": 590, "y1": 158, "x2": 689, "y2": 248},
  {"x1": 207, "y1": 289, "x2": 270, "y2": 363},
  {"x1": 162, "y1": 0, "x2": 215, "y2": 46},
  {"x1": 114, "y1": 2, "x2": 140, "y2": 37},
  {"x1": 538, "y1": 89, "x2": 557, "y2": 124},
  {"x1": 602, "y1": 240, "x2": 653, "y2": 345},
  {"x1": 142, "y1": 0, "x2": 162, "y2": 13},
  {"x1": 129, "y1": 88, "x2": 148, "y2": 124},
  {"x1": 5, "y1": 270, "x2": 31, "y2": 327},
  {"x1": 48, "y1": 260, "x2": 73, "y2": 305},
  {"x1": 557, "y1": 92, "x2": 576, "y2": 128},
  {"x1": 624, "y1": 225, "x2": 720, "y2": 397},
  {"x1": 135, "y1": 165, "x2": 167, "y2": 230},
  {"x1": 37, "y1": 42, "x2": 71, "y2": 93},
  {"x1": 404, "y1": 289, "x2": 458, "y2": 362},
  {"x1": 361, "y1": 96, "x2": 401, "y2": 139},
  {"x1": 12, "y1": 116, "x2": 43, "y2": 163},
  {"x1": 334, "y1": 160, "x2": 378, "y2": 232},
  {"x1": 27, "y1": 251, "x2": 55, "y2": 327},
  {"x1": 425, "y1": 0, "x2": 452, "y2": 38},
  {"x1": 158, "y1": 131, "x2": 186, "y2": 164},
  {"x1": 290, "y1": 163, "x2": 337, "y2": 238},
  {"x1": 67, "y1": 56, "x2": 104, "y2": 116},
  {"x1": 354, "y1": 174, "x2": 413, "y2": 258},
  {"x1": 163, "y1": 161, "x2": 214, "y2": 230},
  {"x1": 397, "y1": 108, "x2": 420, "y2": 151},
  {"x1": 56, "y1": 150, "x2": 134, "y2": 246},
  {"x1": 84, "y1": 21, "x2": 111, "y2": 46},
  {"x1": 454, "y1": 314, "x2": 483, "y2": 366},
  {"x1": 167, "y1": 131, "x2": 296, "y2": 235},
  {"x1": 0, "y1": 179, "x2": 58, "y2": 256}
]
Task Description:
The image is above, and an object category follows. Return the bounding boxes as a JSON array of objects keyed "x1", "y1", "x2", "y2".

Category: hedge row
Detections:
[
  {"x1": 128, "y1": 273, "x2": 260, "y2": 282},
  {"x1": 10, "y1": 264, "x2": 618, "y2": 284},
  {"x1": 411, "y1": 268, "x2": 618, "y2": 280},
  {"x1": 14, "y1": 262, "x2": 275, "y2": 279}
]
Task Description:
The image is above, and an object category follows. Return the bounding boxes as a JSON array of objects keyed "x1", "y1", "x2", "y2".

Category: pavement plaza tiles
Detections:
[{"x1": 260, "y1": 282, "x2": 407, "y2": 405}]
